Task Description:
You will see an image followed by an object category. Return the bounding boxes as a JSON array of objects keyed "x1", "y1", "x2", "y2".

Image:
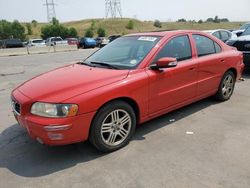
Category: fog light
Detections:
[
  {"x1": 47, "y1": 133, "x2": 64, "y2": 140},
  {"x1": 44, "y1": 124, "x2": 72, "y2": 132}
]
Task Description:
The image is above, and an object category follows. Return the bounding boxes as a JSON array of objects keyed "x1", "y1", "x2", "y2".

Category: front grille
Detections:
[
  {"x1": 11, "y1": 99, "x2": 21, "y2": 115},
  {"x1": 233, "y1": 41, "x2": 250, "y2": 52}
]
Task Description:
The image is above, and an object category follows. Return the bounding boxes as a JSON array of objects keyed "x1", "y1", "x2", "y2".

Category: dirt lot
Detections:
[{"x1": 0, "y1": 50, "x2": 249, "y2": 188}]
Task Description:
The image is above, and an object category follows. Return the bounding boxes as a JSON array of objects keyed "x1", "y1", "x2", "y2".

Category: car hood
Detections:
[
  {"x1": 236, "y1": 35, "x2": 250, "y2": 41},
  {"x1": 17, "y1": 64, "x2": 129, "y2": 102}
]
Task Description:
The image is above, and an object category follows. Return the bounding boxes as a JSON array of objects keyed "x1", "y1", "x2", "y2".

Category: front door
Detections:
[{"x1": 146, "y1": 35, "x2": 198, "y2": 115}]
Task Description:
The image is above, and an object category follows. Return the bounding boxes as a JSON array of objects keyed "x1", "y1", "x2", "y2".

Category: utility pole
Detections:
[
  {"x1": 44, "y1": 0, "x2": 57, "y2": 22},
  {"x1": 105, "y1": 0, "x2": 122, "y2": 18}
]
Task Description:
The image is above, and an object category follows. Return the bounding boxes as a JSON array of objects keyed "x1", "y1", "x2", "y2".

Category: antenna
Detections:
[
  {"x1": 105, "y1": 0, "x2": 122, "y2": 18},
  {"x1": 44, "y1": 0, "x2": 57, "y2": 22}
]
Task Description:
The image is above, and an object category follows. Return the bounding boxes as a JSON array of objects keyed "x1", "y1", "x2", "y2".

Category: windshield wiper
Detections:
[
  {"x1": 90, "y1": 61, "x2": 119, "y2": 69},
  {"x1": 77, "y1": 61, "x2": 96, "y2": 67}
]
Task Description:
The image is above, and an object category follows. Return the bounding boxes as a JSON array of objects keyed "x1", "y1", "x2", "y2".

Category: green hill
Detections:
[{"x1": 25, "y1": 18, "x2": 245, "y2": 39}]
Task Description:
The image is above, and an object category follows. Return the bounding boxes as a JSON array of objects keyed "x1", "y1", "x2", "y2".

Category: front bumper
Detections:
[
  {"x1": 14, "y1": 112, "x2": 95, "y2": 145},
  {"x1": 12, "y1": 89, "x2": 96, "y2": 146}
]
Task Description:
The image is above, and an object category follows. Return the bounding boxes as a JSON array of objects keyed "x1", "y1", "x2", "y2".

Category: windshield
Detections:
[
  {"x1": 84, "y1": 36, "x2": 161, "y2": 69},
  {"x1": 240, "y1": 23, "x2": 250, "y2": 30},
  {"x1": 241, "y1": 27, "x2": 250, "y2": 36}
]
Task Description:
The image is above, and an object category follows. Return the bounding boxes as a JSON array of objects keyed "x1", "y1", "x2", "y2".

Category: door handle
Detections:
[
  {"x1": 189, "y1": 67, "x2": 195, "y2": 71},
  {"x1": 221, "y1": 59, "x2": 225, "y2": 63}
]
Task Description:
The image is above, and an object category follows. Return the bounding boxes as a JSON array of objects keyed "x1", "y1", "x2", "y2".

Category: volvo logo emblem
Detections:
[{"x1": 244, "y1": 44, "x2": 250, "y2": 48}]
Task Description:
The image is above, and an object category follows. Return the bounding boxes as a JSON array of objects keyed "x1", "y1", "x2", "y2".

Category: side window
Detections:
[
  {"x1": 154, "y1": 35, "x2": 192, "y2": 62},
  {"x1": 221, "y1": 31, "x2": 230, "y2": 41},
  {"x1": 192, "y1": 34, "x2": 221, "y2": 57},
  {"x1": 214, "y1": 42, "x2": 222, "y2": 53},
  {"x1": 213, "y1": 31, "x2": 220, "y2": 39}
]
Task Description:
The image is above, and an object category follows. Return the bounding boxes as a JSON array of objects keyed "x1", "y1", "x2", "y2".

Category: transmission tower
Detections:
[
  {"x1": 105, "y1": 0, "x2": 122, "y2": 18},
  {"x1": 44, "y1": 0, "x2": 56, "y2": 22}
]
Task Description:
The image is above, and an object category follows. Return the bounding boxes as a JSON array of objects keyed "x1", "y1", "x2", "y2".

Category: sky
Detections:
[{"x1": 0, "y1": 0, "x2": 250, "y2": 23}]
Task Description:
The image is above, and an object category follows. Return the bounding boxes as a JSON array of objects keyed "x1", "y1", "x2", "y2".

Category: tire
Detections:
[
  {"x1": 215, "y1": 71, "x2": 236, "y2": 101},
  {"x1": 89, "y1": 101, "x2": 136, "y2": 152}
]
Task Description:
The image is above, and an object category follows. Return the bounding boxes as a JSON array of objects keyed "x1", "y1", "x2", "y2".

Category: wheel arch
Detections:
[
  {"x1": 226, "y1": 67, "x2": 237, "y2": 79},
  {"x1": 88, "y1": 97, "x2": 140, "y2": 138},
  {"x1": 96, "y1": 97, "x2": 140, "y2": 124}
]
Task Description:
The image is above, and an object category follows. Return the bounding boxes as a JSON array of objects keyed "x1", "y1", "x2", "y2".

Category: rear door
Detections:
[
  {"x1": 192, "y1": 34, "x2": 225, "y2": 96},
  {"x1": 147, "y1": 35, "x2": 198, "y2": 115}
]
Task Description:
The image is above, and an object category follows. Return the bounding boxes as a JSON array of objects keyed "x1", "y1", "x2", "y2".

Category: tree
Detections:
[
  {"x1": 220, "y1": 18, "x2": 229, "y2": 22},
  {"x1": 11, "y1": 20, "x2": 26, "y2": 40},
  {"x1": 126, "y1": 20, "x2": 134, "y2": 30},
  {"x1": 214, "y1": 16, "x2": 220, "y2": 23},
  {"x1": 0, "y1": 20, "x2": 26, "y2": 40},
  {"x1": 68, "y1": 27, "x2": 78, "y2": 38},
  {"x1": 177, "y1": 18, "x2": 186, "y2": 22},
  {"x1": 0, "y1": 20, "x2": 12, "y2": 39},
  {"x1": 41, "y1": 18, "x2": 78, "y2": 39},
  {"x1": 154, "y1": 20, "x2": 162, "y2": 28},
  {"x1": 85, "y1": 28, "x2": 94, "y2": 37},
  {"x1": 52, "y1": 17, "x2": 59, "y2": 25},
  {"x1": 198, "y1": 20, "x2": 203, "y2": 24},
  {"x1": 206, "y1": 18, "x2": 214, "y2": 22},
  {"x1": 26, "y1": 23, "x2": 33, "y2": 35},
  {"x1": 31, "y1": 20, "x2": 38, "y2": 27},
  {"x1": 97, "y1": 27, "x2": 106, "y2": 37}
]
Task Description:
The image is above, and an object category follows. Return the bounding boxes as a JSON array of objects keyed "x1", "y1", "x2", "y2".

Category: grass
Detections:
[{"x1": 23, "y1": 18, "x2": 246, "y2": 39}]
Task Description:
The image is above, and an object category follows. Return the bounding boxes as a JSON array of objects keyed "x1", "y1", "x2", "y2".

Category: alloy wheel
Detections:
[{"x1": 100, "y1": 109, "x2": 132, "y2": 146}]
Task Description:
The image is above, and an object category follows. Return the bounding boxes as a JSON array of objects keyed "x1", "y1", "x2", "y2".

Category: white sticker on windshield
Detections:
[
  {"x1": 130, "y1": 59, "x2": 137, "y2": 65},
  {"x1": 138, "y1": 37, "x2": 157, "y2": 42}
]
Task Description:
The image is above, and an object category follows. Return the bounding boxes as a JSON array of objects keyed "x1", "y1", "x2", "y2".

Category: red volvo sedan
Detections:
[{"x1": 11, "y1": 30, "x2": 244, "y2": 152}]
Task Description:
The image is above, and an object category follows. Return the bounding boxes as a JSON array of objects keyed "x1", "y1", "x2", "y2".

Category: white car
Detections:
[
  {"x1": 204, "y1": 29, "x2": 237, "y2": 43},
  {"x1": 27, "y1": 39, "x2": 46, "y2": 47},
  {"x1": 45, "y1": 37, "x2": 68, "y2": 46}
]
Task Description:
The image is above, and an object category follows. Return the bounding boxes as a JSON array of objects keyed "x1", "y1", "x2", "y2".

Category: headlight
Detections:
[{"x1": 31, "y1": 102, "x2": 78, "y2": 118}]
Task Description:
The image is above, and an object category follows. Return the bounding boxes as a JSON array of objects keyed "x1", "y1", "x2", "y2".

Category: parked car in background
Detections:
[
  {"x1": 108, "y1": 35, "x2": 121, "y2": 43},
  {"x1": 66, "y1": 38, "x2": 79, "y2": 46},
  {"x1": 204, "y1": 29, "x2": 237, "y2": 43},
  {"x1": 95, "y1": 37, "x2": 109, "y2": 48},
  {"x1": 11, "y1": 30, "x2": 244, "y2": 152},
  {"x1": 27, "y1": 39, "x2": 46, "y2": 47},
  {"x1": 232, "y1": 22, "x2": 250, "y2": 37},
  {"x1": 78, "y1": 37, "x2": 96, "y2": 48},
  {"x1": 22, "y1": 41, "x2": 28, "y2": 47},
  {"x1": 0, "y1": 40, "x2": 3, "y2": 48},
  {"x1": 239, "y1": 23, "x2": 250, "y2": 31},
  {"x1": 226, "y1": 26, "x2": 250, "y2": 68},
  {"x1": 45, "y1": 37, "x2": 68, "y2": 46},
  {"x1": 2, "y1": 39, "x2": 23, "y2": 48}
]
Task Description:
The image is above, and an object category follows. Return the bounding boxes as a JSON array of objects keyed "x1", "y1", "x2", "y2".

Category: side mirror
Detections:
[{"x1": 150, "y1": 57, "x2": 178, "y2": 70}]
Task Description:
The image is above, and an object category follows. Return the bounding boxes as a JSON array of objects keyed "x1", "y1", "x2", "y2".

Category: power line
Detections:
[
  {"x1": 105, "y1": 0, "x2": 122, "y2": 18},
  {"x1": 44, "y1": 0, "x2": 57, "y2": 22}
]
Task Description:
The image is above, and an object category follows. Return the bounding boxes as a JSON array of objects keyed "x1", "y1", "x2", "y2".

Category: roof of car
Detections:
[
  {"x1": 30, "y1": 39, "x2": 43, "y2": 41},
  {"x1": 203, "y1": 29, "x2": 230, "y2": 34},
  {"x1": 126, "y1": 30, "x2": 206, "y2": 37}
]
